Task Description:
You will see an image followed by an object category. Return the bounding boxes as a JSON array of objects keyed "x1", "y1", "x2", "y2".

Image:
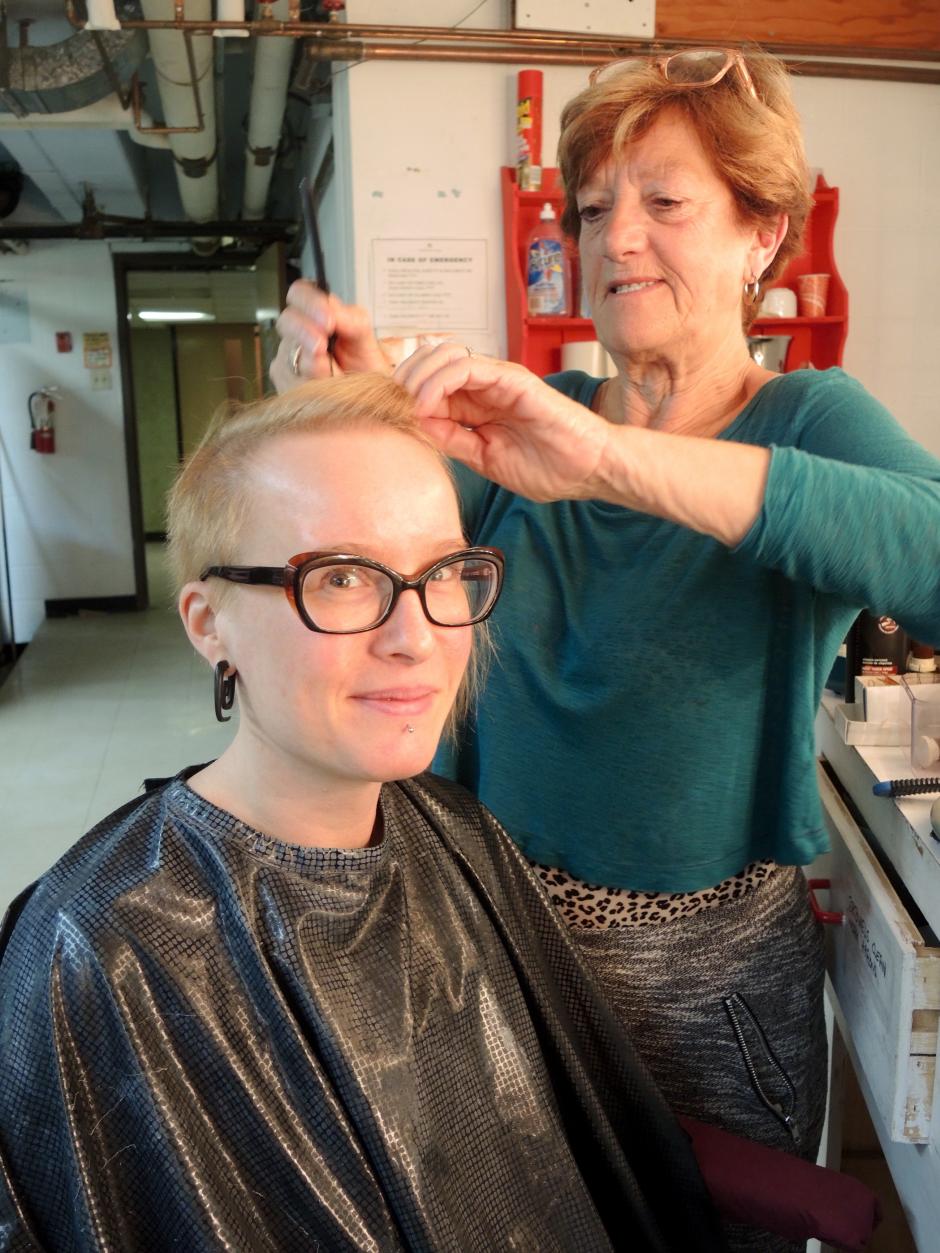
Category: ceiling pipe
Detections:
[
  {"x1": 299, "y1": 41, "x2": 940, "y2": 85},
  {"x1": 139, "y1": 0, "x2": 219, "y2": 240},
  {"x1": 241, "y1": 0, "x2": 294, "y2": 219},
  {"x1": 63, "y1": 8, "x2": 940, "y2": 66},
  {"x1": 0, "y1": 216, "x2": 291, "y2": 240},
  {"x1": 0, "y1": 92, "x2": 169, "y2": 148}
]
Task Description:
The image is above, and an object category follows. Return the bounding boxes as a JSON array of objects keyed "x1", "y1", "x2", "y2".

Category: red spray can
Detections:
[{"x1": 516, "y1": 69, "x2": 543, "y2": 191}]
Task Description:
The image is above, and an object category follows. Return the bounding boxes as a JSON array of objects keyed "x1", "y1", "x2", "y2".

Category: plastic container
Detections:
[
  {"x1": 903, "y1": 674, "x2": 940, "y2": 770},
  {"x1": 526, "y1": 202, "x2": 570, "y2": 316}
]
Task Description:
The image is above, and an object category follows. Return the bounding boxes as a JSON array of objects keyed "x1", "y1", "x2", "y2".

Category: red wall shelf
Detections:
[{"x1": 501, "y1": 167, "x2": 848, "y2": 377}]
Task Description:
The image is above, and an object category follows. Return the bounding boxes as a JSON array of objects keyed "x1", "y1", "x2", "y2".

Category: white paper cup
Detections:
[{"x1": 561, "y1": 340, "x2": 608, "y2": 376}]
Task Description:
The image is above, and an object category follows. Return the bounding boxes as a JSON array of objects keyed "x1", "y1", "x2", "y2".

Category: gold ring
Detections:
[{"x1": 289, "y1": 342, "x2": 303, "y2": 376}]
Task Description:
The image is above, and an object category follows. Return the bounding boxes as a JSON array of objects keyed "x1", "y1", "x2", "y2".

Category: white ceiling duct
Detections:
[
  {"x1": 139, "y1": 0, "x2": 219, "y2": 227},
  {"x1": 0, "y1": 94, "x2": 169, "y2": 150},
  {"x1": 241, "y1": 0, "x2": 294, "y2": 220},
  {"x1": 0, "y1": 4, "x2": 147, "y2": 116}
]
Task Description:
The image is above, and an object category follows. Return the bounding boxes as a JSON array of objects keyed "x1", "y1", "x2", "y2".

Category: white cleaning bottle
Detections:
[{"x1": 526, "y1": 202, "x2": 570, "y2": 316}]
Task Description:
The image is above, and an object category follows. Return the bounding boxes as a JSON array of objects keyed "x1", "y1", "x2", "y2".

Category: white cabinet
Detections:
[
  {"x1": 817, "y1": 698, "x2": 940, "y2": 1251},
  {"x1": 819, "y1": 764, "x2": 940, "y2": 1142}
]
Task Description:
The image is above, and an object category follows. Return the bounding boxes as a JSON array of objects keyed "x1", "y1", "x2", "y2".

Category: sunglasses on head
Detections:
[{"x1": 590, "y1": 49, "x2": 758, "y2": 102}]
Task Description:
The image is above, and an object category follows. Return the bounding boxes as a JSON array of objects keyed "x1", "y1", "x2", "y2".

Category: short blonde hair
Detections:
[
  {"x1": 557, "y1": 49, "x2": 812, "y2": 329},
  {"x1": 167, "y1": 373, "x2": 441, "y2": 590},
  {"x1": 166, "y1": 373, "x2": 492, "y2": 731}
]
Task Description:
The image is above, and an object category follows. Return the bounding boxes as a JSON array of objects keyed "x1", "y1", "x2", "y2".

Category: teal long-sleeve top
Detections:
[{"x1": 433, "y1": 368, "x2": 940, "y2": 892}]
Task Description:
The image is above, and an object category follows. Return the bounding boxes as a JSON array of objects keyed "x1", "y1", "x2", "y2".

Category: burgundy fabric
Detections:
[{"x1": 679, "y1": 1115, "x2": 881, "y2": 1252}]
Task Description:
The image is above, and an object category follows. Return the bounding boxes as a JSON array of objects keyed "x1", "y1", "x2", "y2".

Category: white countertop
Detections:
[{"x1": 818, "y1": 691, "x2": 940, "y2": 936}]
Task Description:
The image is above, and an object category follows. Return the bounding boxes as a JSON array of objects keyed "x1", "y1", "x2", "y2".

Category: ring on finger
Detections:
[
  {"x1": 289, "y1": 342, "x2": 303, "y2": 376},
  {"x1": 465, "y1": 345, "x2": 475, "y2": 359}
]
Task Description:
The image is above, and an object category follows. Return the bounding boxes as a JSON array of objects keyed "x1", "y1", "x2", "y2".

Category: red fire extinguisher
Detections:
[{"x1": 29, "y1": 388, "x2": 57, "y2": 454}]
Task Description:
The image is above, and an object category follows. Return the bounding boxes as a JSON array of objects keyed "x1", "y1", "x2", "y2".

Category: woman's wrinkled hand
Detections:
[
  {"x1": 269, "y1": 280, "x2": 392, "y2": 393},
  {"x1": 394, "y1": 344, "x2": 611, "y2": 503}
]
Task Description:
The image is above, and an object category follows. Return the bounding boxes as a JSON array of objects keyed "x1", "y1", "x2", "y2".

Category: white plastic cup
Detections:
[{"x1": 759, "y1": 287, "x2": 798, "y2": 318}]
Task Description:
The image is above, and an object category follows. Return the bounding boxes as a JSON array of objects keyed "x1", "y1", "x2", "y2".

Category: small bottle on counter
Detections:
[
  {"x1": 857, "y1": 611, "x2": 909, "y2": 675},
  {"x1": 526, "y1": 202, "x2": 570, "y2": 317},
  {"x1": 907, "y1": 640, "x2": 937, "y2": 673}
]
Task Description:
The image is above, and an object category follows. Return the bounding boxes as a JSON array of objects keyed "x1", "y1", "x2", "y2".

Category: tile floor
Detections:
[{"x1": 0, "y1": 545, "x2": 234, "y2": 912}]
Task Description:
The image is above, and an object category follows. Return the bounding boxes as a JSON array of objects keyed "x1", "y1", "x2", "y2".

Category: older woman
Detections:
[
  {"x1": 272, "y1": 48, "x2": 940, "y2": 1253},
  {"x1": 0, "y1": 375, "x2": 736, "y2": 1253}
]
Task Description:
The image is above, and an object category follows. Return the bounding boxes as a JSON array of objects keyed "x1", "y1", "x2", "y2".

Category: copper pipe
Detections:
[
  {"x1": 59, "y1": 7, "x2": 940, "y2": 77},
  {"x1": 129, "y1": 54, "x2": 205, "y2": 133},
  {"x1": 130, "y1": 71, "x2": 201, "y2": 132},
  {"x1": 290, "y1": 24, "x2": 940, "y2": 62},
  {"x1": 258, "y1": 0, "x2": 301, "y2": 18},
  {"x1": 63, "y1": 15, "x2": 940, "y2": 63},
  {"x1": 304, "y1": 41, "x2": 940, "y2": 84},
  {"x1": 182, "y1": 30, "x2": 206, "y2": 131}
]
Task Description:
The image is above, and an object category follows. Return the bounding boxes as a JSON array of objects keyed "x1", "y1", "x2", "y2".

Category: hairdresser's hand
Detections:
[
  {"x1": 395, "y1": 344, "x2": 611, "y2": 503},
  {"x1": 270, "y1": 280, "x2": 392, "y2": 392}
]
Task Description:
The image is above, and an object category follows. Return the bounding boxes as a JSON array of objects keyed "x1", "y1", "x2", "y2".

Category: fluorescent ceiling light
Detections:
[{"x1": 137, "y1": 310, "x2": 215, "y2": 322}]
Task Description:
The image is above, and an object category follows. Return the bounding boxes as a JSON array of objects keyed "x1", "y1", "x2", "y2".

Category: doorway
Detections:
[{"x1": 114, "y1": 246, "x2": 287, "y2": 609}]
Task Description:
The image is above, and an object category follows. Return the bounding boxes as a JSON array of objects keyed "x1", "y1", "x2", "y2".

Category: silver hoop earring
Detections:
[{"x1": 744, "y1": 277, "x2": 762, "y2": 302}]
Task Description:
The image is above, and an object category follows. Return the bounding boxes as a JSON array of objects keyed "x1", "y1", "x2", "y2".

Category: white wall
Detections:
[
  {"x1": 795, "y1": 77, "x2": 940, "y2": 456},
  {"x1": 337, "y1": 9, "x2": 940, "y2": 456},
  {"x1": 0, "y1": 242, "x2": 136, "y2": 643}
]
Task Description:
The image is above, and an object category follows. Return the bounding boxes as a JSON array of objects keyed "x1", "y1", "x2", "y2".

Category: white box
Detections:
[
  {"x1": 855, "y1": 674, "x2": 910, "y2": 724},
  {"x1": 833, "y1": 703, "x2": 908, "y2": 747},
  {"x1": 513, "y1": 0, "x2": 654, "y2": 38}
]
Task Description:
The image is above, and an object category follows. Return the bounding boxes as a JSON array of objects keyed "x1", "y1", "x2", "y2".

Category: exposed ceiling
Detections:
[{"x1": 0, "y1": 1, "x2": 329, "y2": 254}]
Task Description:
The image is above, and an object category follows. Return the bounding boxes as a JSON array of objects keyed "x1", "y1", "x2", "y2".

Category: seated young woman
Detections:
[{"x1": 0, "y1": 375, "x2": 727, "y2": 1253}]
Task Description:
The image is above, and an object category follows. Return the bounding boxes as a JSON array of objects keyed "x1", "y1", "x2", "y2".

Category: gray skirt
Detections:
[{"x1": 569, "y1": 863, "x2": 828, "y2": 1253}]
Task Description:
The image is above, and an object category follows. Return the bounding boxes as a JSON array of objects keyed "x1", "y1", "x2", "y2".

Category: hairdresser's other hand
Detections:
[
  {"x1": 270, "y1": 280, "x2": 391, "y2": 392},
  {"x1": 395, "y1": 344, "x2": 611, "y2": 503}
]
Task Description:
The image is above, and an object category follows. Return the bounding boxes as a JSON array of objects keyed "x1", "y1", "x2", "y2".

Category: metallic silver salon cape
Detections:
[{"x1": 0, "y1": 769, "x2": 726, "y2": 1252}]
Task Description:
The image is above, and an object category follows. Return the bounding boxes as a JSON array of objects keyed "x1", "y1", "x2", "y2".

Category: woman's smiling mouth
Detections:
[{"x1": 609, "y1": 279, "x2": 661, "y2": 296}]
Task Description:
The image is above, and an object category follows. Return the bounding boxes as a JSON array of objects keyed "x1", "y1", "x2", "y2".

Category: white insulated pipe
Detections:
[
  {"x1": 140, "y1": 0, "x2": 218, "y2": 224},
  {"x1": 241, "y1": 0, "x2": 294, "y2": 220},
  {"x1": 0, "y1": 95, "x2": 170, "y2": 150}
]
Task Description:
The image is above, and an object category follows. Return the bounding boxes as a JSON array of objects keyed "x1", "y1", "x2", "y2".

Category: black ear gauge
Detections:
[{"x1": 214, "y1": 660, "x2": 236, "y2": 723}]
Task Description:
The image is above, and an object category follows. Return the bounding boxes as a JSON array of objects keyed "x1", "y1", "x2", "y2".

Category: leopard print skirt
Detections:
[{"x1": 531, "y1": 859, "x2": 776, "y2": 928}]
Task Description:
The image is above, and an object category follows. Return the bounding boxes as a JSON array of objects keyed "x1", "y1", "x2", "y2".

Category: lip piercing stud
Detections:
[{"x1": 404, "y1": 724, "x2": 415, "y2": 734}]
